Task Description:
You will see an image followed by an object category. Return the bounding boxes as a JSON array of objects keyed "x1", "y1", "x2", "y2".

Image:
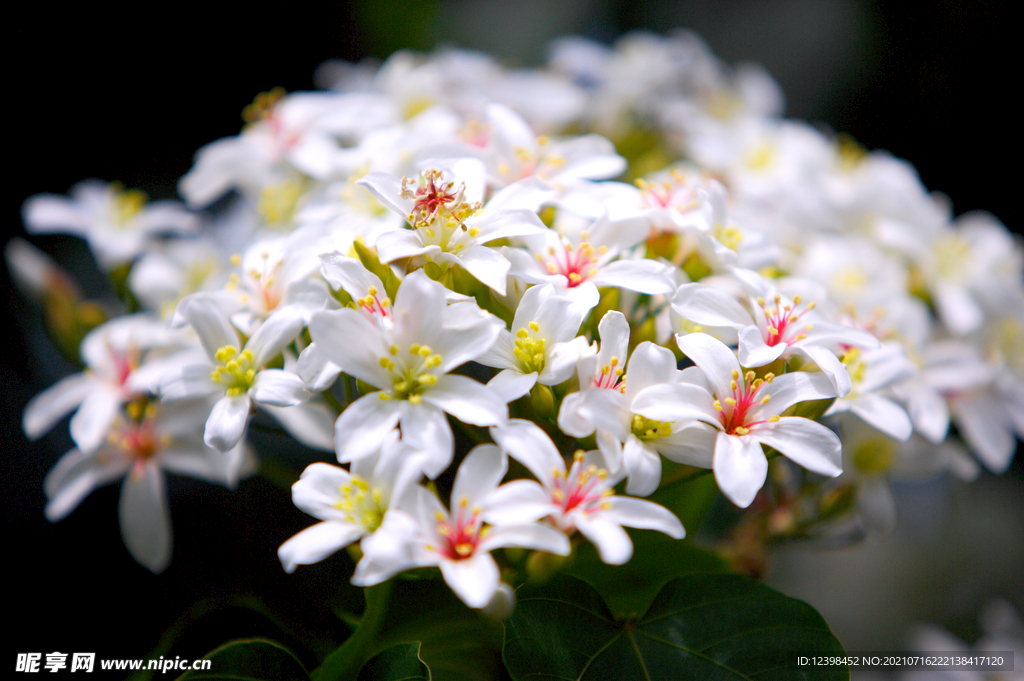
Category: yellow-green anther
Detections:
[{"x1": 210, "y1": 345, "x2": 257, "y2": 395}]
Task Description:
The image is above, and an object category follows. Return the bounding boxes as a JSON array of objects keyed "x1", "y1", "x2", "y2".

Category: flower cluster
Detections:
[{"x1": 14, "y1": 30, "x2": 1020, "y2": 609}]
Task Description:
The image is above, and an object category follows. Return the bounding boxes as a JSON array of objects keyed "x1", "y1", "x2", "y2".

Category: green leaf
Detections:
[
  {"x1": 503, "y1": 573, "x2": 847, "y2": 680},
  {"x1": 353, "y1": 240, "x2": 402, "y2": 301},
  {"x1": 357, "y1": 643, "x2": 431, "y2": 681},
  {"x1": 176, "y1": 638, "x2": 310, "y2": 681},
  {"x1": 376, "y1": 577, "x2": 503, "y2": 681},
  {"x1": 567, "y1": 532, "x2": 726, "y2": 618}
]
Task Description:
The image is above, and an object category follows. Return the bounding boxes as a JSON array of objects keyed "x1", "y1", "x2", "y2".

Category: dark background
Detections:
[{"x1": 3, "y1": 0, "x2": 1018, "y2": 674}]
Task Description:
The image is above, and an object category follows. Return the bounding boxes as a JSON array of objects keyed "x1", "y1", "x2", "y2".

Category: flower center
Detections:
[
  {"x1": 594, "y1": 356, "x2": 625, "y2": 391},
  {"x1": 257, "y1": 179, "x2": 304, "y2": 226},
  {"x1": 635, "y1": 170, "x2": 700, "y2": 212},
  {"x1": 714, "y1": 369, "x2": 778, "y2": 435},
  {"x1": 211, "y1": 345, "x2": 256, "y2": 396},
  {"x1": 758, "y1": 294, "x2": 815, "y2": 347},
  {"x1": 631, "y1": 414, "x2": 673, "y2": 442},
  {"x1": 356, "y1": 286, "x2": 391, "y2": 321},
  {"x1": 537, "y1": 231, "x2": 606, "y2": 287},
  {"x1": 430, "y1": 498, "x2": 488, "y2": 560},
  {"x1": 933, "y1": 233, "x2": 973, "y2": 282},
  {"x1": 514, "y1": 321, "x2": 547, "y2": 374},
  {"x1": 333, "y1": 475, "x2": 386, "y2": 532},
  {"x1": 551, "y1": 451, "x2": 613, "y2": 519},
  {"x1": 112, "y1": 186, "x2": 146, "y2": 227},
  {"x1": 399, "y1": 169, "x2": 482, "y2": 253},
  {"x1": 377, "y1": 344, "x2": 443, "y2": 404},
  {"x1": 840, "y1": 348, "x2": 867, "y2": 386}
]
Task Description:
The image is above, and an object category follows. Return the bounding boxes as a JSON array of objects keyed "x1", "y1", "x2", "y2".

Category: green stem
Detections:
[
  {"x1": 322, "y1": 388, "x2": 344, "y2": 415},
  {"x1": 313, "y1": 580, "x2": 393, "y2": 681}
]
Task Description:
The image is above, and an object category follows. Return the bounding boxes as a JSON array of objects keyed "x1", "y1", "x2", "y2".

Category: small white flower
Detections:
[
  {"x1": 353, "y1": 444, "x2": 569, "y2": 608},
  {"x1": 675, "y1": 332, "x2": 842, "y2": 507},
  {"x1": 278, "y1": 430, "x2": 428, "y2": 573},
  {"x1": 477, "y1": 284, "x2": 592, "y2": 402},
  {"x1": 488, "y1": 419, "x2": 684, "y2": 565},
  {"x1": 309, "y1": 270, "x2": 507, "y2": 477},
  {"x1": 44, "y1": 399, "x2": 254, "y2": 573},
  {"x1": 161, "y1": 295, "x2": 308, "y2": 452}
]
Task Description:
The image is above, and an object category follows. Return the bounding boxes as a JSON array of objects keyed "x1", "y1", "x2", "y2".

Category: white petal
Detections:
[
  {"x1": 713, "y1": 432, "x2": 768, "y2": 508},
  {"x1": 335, "y1": 393, "x2": 403, "y2": 463},
  {"x1": 623, "y1": 342, "x2": 679, "y2": 398},
  {"x1": 44, "y1": 448, "x2": 129, "y2": 521},
  {"x1": 557, "y1": 391, "x2": 594, "y2": 438},
  {"x1": 451, "y1": 444, "x2": 507, "y2": 508},
  {"x1": 605, "y1": 497, "x2": 685, "y2": 538},
  {"x1": 848, "y1": 395, "x2": 913, "y2": 441},
  {"x1": 487, "y1": 369, "x2": 538, "y2": 402},
  {"x1": 478, "y1": 523, "x2": 570, "y2": 556},
  {"x1": 265, "y1": 402, "x2": 336, "y2": 452},
  {"x1": 251, "y1": 369, "x2": 309, "y2": 407},
  {"x1": 762, "y1": 370, "x2": 837, "y2": 414},
  {"x1": 182, "y1": 294, "x2": 239, "y2": 360},
  {"x1": 440, "y1": 553, "x2": 500, "y2": 608},
  {"x1": 671, "y1": 283, "x2": 751, "y2": 330},
  {"x1": 798, "y1": 345, "x2": 852, "y2": 397},
  {"x1": 482, "y1": 480, "x2": 554, "y2": 524},
  {"x1": 622, "y1": 436, "x2": 662, "y2": 496},
  {"x1": 737, "y1": 326, "x2": 786, "y2": 368},
  {"x1": 423, "y1": 374, "x2": 508, "y2": 426},
  {"x1": 591, "y1": 258, "x2": 675, "y2": 295},
  {"x1": 247, "y1": 308, "x2": 305, "y2": 368},
  {"x1": 204, "y1": 394, "x2": 252, "y2": 452},
  {"x1": 490, "y1": 419, "x2": 563, "y2": 487},
  {"x1": 23, "y1": 373, "x2": 95, "y2": 440},
  {"x1": 296, "y1": 342, "x2": 342, "y2": 392},
  {"x1": 399, "y1": 402, "x2": 453, "y2": 478},
  {"x1": 309, "y1": 309, "x2": 391, "y2": 388},
  {"x1": 676, "y1": 333, "x2": 740, "y2": 403},
  {"x1": 575, "y1": 514, "x2": 633, "y2": 565},
  {"x1": 356, "y1": 171, "x2": 415, "y2": 218},
  {"x1": 119, "y1": 463, "x2": 172, "y2": 573},
  {"x1": 458, "y1": 245, "x2": 511, "y2": 295},
  {"x1": 69, "y1": 385, "x2": 123, "y2": 453},
  {"x1": 278, "y1": 522, "x2": 367, "y2": 573},
  {"x1": 631, "y1": 383, "x2": 718, "y2": 424},
  {"x1": 751, "y1": 417, "x2": 843, "y2": 476}
]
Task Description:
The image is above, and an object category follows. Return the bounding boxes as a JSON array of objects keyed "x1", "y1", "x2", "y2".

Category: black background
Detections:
[{"x1": 3, "y1": 0, "x2": 1018, "y2": 673}]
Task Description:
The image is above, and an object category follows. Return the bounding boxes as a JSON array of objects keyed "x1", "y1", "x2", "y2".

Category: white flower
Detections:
[
  {"x1": 308, "y1": 270, "x2": 506, "y2": 477},
  {"x1": 824, "y1": 343, "x2": 916, "y2": 441},
  {"x1": 675, "y1": 332, "x2": 842, "y2": 507},
  {"x1": 506, "y1": 208, "x2": 675, "y2": 314},
  {"x1": 22, "y1": 180, "x2": 196, "y2": 269},
  {"x1": 353, "y1": 444, "x2": 570, "y2": 608},
  {"x1": 477, "y1": 284, "x2": 592, "y2": 402},
  {"x1": 488, "y1": 419, "x2": 684, "y2": 564},
  {"x1": 358, "y1": 164, "x2": 548, "y2": 294},
  {"x1": 44, "y1": 399, "x2": 254, "y2": 573},
  {"x1": 23, "y1": 314, "x2": 183, "y2": 453},
  {"x1": 671, "y1": 274, "x2": 880, "y2": 395},
  {"x1": 558, "y1": 310, "x2": 629, "y2": 437},
  {"x1": 574, "y1": 341, "x2": 719, "y2": 495},
  {"x1": 161, "y1": 295, "x2": 308, "y2": 452},
  {"x1": 277, "y1": 430, "x2": 427, "y2": 573}
]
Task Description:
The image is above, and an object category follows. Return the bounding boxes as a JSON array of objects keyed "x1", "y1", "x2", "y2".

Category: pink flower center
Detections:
[
  {"x1": 593, "y1": 357, "x2": 625, "y2": 392},
  {"x1": 715, "y1": 370, "x2": 778, "y2": 435},
  {"x1": 636, "y1": 171, "x2": 700, "y2": 212},
  {"x1": 758, "y1": 294, "x2": 815, "y2": 347},
  {"x1": 433, "y1": 501, "x2": 485, "y2": 560},
  {"x1": 550, "y1": 453, "x2": 612, "y2": 528},
  {"x1": 539, "y1": 232, "x2": 606, "y2": 288}
]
